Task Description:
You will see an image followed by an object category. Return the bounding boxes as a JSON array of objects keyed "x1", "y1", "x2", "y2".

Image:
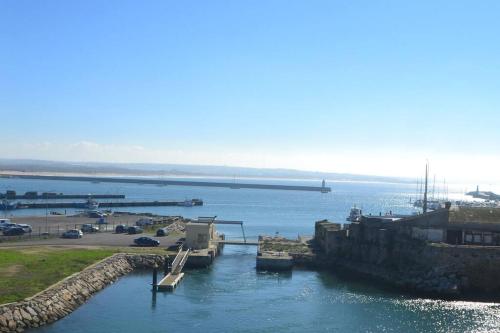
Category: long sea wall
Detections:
[{"x1": 0, "y1": 254, "x2": 164, "y2": 332}]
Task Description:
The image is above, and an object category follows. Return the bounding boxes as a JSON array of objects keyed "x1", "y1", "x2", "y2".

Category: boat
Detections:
[
  {"x1": 0, "y1": 200, "x2": 17, "y2": 210},
  {"x1": 177, "y1": 199, "x2": 194, "y2": 207},
  {"x1": 346, "y1": 206, "x2": 362, "y2": 222},
  {"x1": 83, "y1": 198, "x2": 99, "y2": 210}
]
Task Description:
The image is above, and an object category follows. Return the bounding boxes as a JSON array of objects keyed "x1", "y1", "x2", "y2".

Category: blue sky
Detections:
[{"x1": 1, "y1": 1, "x2": 499, "y2": 182}]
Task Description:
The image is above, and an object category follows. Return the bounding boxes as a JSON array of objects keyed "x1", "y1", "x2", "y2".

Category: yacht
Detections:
[
  {"x1": 346, "y1": 206, "x2": 362, "y2": 222},
  {"x1": 0, "y1": 200, "x2": 17, "y2": 210},
  {"x1": 84, "y1": 198, "x2": 99, "y2": 210}
]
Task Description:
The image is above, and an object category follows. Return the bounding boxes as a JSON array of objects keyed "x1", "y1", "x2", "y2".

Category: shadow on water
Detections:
[{"x1": 317, "y1": 267, "x2": 500, "y2": 303}]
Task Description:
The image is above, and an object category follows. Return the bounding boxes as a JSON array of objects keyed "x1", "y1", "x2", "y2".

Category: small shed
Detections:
[{"x1": 185, "y1": 222, "x2": 216, "y2": 249}]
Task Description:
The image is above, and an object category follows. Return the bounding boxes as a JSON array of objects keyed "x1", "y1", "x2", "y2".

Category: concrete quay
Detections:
[{"x1": 256, "y1": 235, "x2": 315, "y2": 271}]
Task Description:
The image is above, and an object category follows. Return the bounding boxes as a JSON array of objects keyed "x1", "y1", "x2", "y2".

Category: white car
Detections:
[
  {"x1": 62, "y1": 229, "x2": 83, "y2": 239},
  {"x1": 16, "y1": 224, "x2": 32, "y2": 233},
  {"x1": 135, "y1": 218, "x2": 153, "y2": 227}
]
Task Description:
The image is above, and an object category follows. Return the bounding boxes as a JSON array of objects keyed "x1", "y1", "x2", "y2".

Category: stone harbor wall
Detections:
[
  {"x1": 0, "y1": 253, "x2": 164, "y2": 333},
  {"x1": 314, "y1": 221, "x2": 500, "y2": 298}
]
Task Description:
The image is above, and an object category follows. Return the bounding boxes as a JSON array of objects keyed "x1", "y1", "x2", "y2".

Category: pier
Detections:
[
  {"x1": 1, "y1": 174, "x2": 332, "y2": 193},
  {"x1": 8, "y1": 199, "x2": 203, "y2": 210},
  {"x1": 157, "y1": 248, "x2": 190, "y2": 291},
  {"x1": 0, "y1": 191, "x2": 125, "y2": 200}
]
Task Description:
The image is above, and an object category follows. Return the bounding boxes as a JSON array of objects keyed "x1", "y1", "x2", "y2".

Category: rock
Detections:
[
  {"x1": 19, "y1": 309, "x2": 31, "y2": 322},
  {"x1": 25, "y1": 307, "x2": 37, "y2": 317},
  {"x1": 8, "y1": 320, "x2": 16, "y2": 331}
]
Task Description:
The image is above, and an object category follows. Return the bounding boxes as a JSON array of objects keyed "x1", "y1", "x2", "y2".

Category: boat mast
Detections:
[
  {"x1": 432, "y1": 174, "x2": 436, "y2": 201},
  {"x1": 423, "y1": 163, "x2": 429, "y2": 214}
]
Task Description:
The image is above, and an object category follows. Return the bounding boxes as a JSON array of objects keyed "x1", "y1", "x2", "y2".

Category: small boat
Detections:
[
  {"x1": 83, "y1": 198, "x2": 99, "y2": 210},
  {"x1": 177, "y1": 199, "x2": 194, "y2": 207},
  {"x1": 0, "y1": 200, "x2": 17, "y2": 210},
  {"x1": 346, "y1": 206, "x2": 362, "y2": 222}
]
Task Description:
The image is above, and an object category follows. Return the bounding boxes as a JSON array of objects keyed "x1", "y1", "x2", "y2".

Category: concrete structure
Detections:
[
  {"x1": 314, "y1": 205, "x2": 500, "y2": 297},
  {"x1": 185, "y1": 222, "x2": 216, "y2": 250},
  {"x1": 256, "y1": 252, "x2": 293, "y2": 270}
]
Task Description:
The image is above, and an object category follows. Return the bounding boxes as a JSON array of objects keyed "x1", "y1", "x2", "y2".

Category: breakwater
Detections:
[
  {"x1": 0, "y1": 254, "x2": 164, "y2": 332},
  {"x1": 1, "y1": 174, "x2": 331, "y2": 193}
]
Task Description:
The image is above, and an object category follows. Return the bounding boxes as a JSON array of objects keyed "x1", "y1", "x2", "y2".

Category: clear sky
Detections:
[{"x1": 1, "y1": 1, "x2": 499, "y2": 183}]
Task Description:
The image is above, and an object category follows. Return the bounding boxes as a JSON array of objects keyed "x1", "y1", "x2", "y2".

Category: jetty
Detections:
[
  {"x1": 1, "y1": 174, "x2": 332, "y2": 193},
  {"x1": 8, "y1": 199, "x2": 203, "y2": 210},
  {"x1": 0, "y1": 191, "x2": 125, "y2": 200},
  {"x1": 157, "y1": 248, "x2": 191, "y2": 291}
]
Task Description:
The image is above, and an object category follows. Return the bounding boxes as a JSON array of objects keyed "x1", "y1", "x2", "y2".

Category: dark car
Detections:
[
  {"x1": 134, "y1": 237, "x2": 160, "y2": 247},
  {"x1": 127, "y1": 226, "x2": 143, "y2": 234},
  {"x1": 0, "y1": 223, "x2": 16, "y2": 231},
  {"x1": 115, "y1": 224, "x2": 127, "y2": 233},
  {"x1": 156, "y1": 228, "x2": 168, "y2": 237},
  {"x1": 3, "y1": 227, "x2": 25, "y2": 236}
]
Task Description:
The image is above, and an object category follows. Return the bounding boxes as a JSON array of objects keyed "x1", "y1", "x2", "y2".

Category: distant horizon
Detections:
[{"x1": 0, "y1": 157, "x2": 495, "y2": 191}]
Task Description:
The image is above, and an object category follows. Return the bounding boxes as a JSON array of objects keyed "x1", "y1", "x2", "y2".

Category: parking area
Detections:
[
  {"x1": 0, "y1": 213, "x2": 186, "y2": 248},
  {"x1": 0, "y1": 231, "x2": 179, "y2": 248}
]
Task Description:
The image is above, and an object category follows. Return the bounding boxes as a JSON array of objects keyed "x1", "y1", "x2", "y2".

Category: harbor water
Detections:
[{"x1": 1, "y1": 177, "x2": 499, "y2": 332}]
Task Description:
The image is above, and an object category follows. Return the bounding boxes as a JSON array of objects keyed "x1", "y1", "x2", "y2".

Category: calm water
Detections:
[{"x1": 1, "y1": 177, "x2": 498, "y2": 332}]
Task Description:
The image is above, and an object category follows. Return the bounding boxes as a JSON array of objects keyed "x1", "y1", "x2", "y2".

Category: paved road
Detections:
[{"x1": 0, "y1": 230, "x2": 179, "y2": 248}]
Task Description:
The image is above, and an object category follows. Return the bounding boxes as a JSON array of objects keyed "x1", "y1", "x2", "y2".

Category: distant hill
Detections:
[{"x1": 0, "y1": 158, "x2": 412, "y2": 184}]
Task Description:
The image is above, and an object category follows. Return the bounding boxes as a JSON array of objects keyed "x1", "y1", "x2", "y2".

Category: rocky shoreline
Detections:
[{"x1": 0, "y1": 254, "x2": 164, "y2": 332}]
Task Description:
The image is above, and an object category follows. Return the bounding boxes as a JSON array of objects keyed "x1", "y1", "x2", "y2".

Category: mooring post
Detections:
[
  {"x1": 164, "y1": 255, "x2": 170, "y2": 276},
  {"x1": 152, "y1": 264, "x2": 158, "y2": 291}
]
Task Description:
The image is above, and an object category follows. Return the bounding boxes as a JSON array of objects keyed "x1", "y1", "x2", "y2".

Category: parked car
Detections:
[
  {"x1": 115, "y1": 224, "x2": 128, "y2": 233},
  {"x1": 3, "y1": 227, "x2": 25, "y2": 236},
  {"x1": 16, "y1": 224, "x2": 32, "y2": 233},
  {"x1": 156, "y1": 228, "x2": 168, "y2": 237},
  {"x1": 81, "y1": 224, "x2": 99, "y2": 233},
  {"x1": 62, "y1": 229, "x2": 83, "y2": 239},
  {"x1": 135, "y1": 218, "x2": 153, "y2": 227},
  {"x1": 0, "y1": 223, "x2": 16, "y2": 231},
  {"x1": 87, "y1": 210, "x2": 106, "y2": 218},
  {"x1": 134, "y1": 237, "x2": 160, "y2": 247},
  {"x1": 127, "y1": 226, "x2": 143, "y2": 234},
  {"x1": 0, "y1": 218, "x2": 11, "y2": 224}
]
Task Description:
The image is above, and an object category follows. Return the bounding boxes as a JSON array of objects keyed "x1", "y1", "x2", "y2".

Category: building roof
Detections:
[{"x1": 448, "y1": 206, "x2": 500, "y2": 225}]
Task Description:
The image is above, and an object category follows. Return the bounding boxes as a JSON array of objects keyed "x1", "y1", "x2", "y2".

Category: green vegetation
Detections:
[
  {"x1": 0, "y1": 248, "x2": 115, "y2": 304},
  {"x1": 260, "y1": 240, "x2": 311, "y2": 254}
]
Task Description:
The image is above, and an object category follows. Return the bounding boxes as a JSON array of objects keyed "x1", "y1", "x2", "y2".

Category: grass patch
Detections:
[{"x1": 0, "y1": 248, "x2": 115, "y2": 304}]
